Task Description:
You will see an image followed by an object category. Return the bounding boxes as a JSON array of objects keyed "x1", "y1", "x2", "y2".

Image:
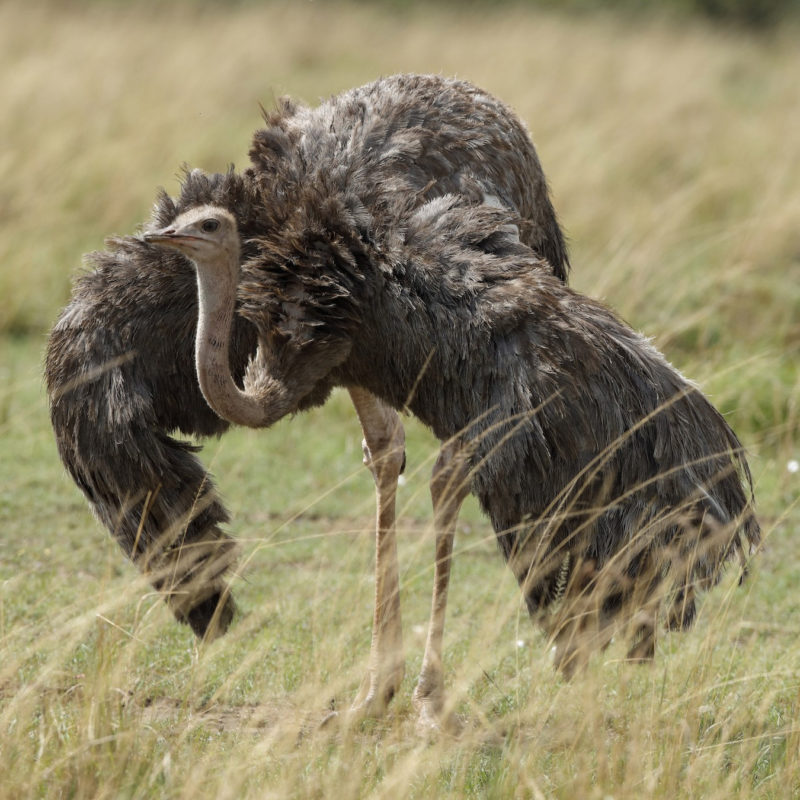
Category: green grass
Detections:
[{"x1": 2, "y1": 2, "x2": 800, "y2": 797}]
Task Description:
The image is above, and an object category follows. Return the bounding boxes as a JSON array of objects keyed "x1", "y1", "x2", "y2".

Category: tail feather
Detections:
[{"x1": 490, "y1": 362, "x2": 759, "y2": 666}]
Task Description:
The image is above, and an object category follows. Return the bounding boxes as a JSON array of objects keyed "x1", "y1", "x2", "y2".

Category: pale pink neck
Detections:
[{"x1": 193, "y1": 257, "x2": 271, "y2": 428}]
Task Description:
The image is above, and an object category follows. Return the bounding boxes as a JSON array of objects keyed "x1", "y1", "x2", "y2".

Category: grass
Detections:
[{"x1": 2, "y1": 1, "x2": 800, "y2": 797}]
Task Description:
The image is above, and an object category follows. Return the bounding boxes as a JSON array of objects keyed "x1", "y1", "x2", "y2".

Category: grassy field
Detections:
[{"x1": 2, "y1": 1, "x2": 799, "y2": 797}]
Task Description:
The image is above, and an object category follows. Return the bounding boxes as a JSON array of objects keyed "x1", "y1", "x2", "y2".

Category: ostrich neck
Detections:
[{"x1": 193, "y1": 258, "x2": 270, "y2": 428}]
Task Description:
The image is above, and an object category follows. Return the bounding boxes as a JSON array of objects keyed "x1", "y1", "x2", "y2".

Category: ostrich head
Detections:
[
  {"x1": 144, "y1": 205, "x2": 240, "y2": 281},
  {"x1": 143, "y1": 202, "x2": 273, "y2": 429}
]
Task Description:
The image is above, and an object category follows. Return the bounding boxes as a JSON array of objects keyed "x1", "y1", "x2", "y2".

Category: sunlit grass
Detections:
[{"x1": 2, "y1": 1, "x2": 800, "y2": 797}]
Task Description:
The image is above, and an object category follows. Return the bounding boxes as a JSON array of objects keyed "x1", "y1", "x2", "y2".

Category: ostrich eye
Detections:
[{"x1": 201, "y1": 219, "x2": 220, "y2": 233}]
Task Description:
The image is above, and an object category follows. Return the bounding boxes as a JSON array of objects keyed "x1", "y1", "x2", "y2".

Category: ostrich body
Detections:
[
  {"x1": 46, "y1": 75, "x2": 569, "y2": 725},
  {"x1": 145, "y1": 197, "x2": 758, "y2": 723}
]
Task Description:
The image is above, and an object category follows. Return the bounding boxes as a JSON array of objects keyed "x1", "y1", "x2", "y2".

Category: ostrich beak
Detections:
[
  {"x1": 143, "y1": 228, "x2": 202, "y2": 249},
  {"x1": 143, "y1": 228, "x2": 178, "y2": 244}
]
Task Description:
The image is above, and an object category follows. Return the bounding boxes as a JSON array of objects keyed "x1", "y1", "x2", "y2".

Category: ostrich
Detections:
[
  {"x1": 142, "y1": 198, "x2": 758, "y2": 727},
  {"x1": 46, "y1": 75, "x2": 569, "y2": 724}
]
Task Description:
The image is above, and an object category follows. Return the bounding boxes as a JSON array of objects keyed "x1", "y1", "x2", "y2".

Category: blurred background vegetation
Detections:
[{"x1": 364, "y1": 0, "x2": 800, "y2": 27}]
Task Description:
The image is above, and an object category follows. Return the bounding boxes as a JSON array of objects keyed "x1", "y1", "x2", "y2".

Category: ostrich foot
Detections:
[
  {"x1": 349, "y1": 662, "x2": 405, "y2": 720},
  {"x1": 412, "y1": 678, "x2": 463, "y2": 737},
  {"x1": 414, "y1": 699, "x2": 464, "y2": 737}
]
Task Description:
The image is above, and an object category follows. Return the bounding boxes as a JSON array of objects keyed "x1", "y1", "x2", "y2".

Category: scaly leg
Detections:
[
  {"x1": 413, "y1": 438, "x2": 470, "y2": 733},
  {"x1": 348, "y1": 387, "x2": 406, "y2": 718}
]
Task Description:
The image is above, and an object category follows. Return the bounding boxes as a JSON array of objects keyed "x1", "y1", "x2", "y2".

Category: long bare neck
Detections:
[{"x1": 193, "y1": 251, "x2": 273, "y2": 428}]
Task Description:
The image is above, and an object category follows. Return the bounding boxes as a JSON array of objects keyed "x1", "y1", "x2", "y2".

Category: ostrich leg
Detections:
[
  {"x1": 348, "y1": 387, "x2": 407, "y2": 717},
  {"x1": 412, "y1": 438, "x2": 470, "y2": 733}
]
